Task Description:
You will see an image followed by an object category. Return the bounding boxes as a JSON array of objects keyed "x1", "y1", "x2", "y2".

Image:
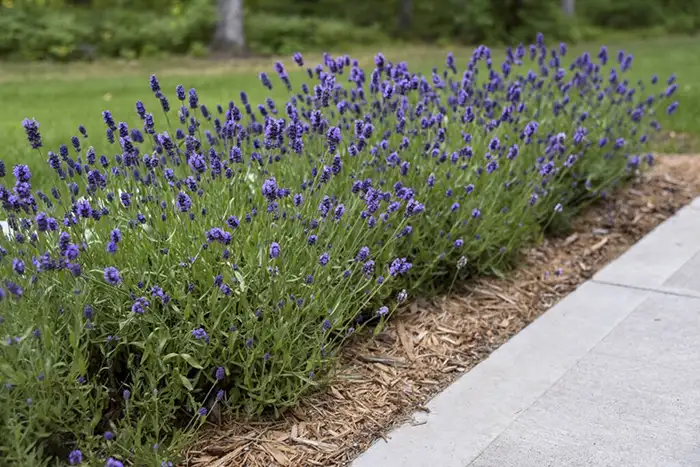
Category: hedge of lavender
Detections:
[{"x1": 0, "y1": 34, "x2": 679, "y2": 466}]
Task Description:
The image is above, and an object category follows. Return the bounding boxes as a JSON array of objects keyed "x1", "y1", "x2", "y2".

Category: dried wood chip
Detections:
[
  {"x1": 263, "y1": 445, "x2": 290, "y2": 466},
  {"x1": 435, "y1": 325, "x2": 461, "y2": 335},
  {"x1": 590, "y1": 237, "x2": 609, "y2": 252},
  {"x1": 291, "y1": 437, "x2": 338, "y2": 452},
  {"x1": 563, "y1": 233, "x2": 579, "y2": 246},
  {"x1": 330, "y1": 387, "x2": 345, "y2": 400},
  {"x1": 663, "y1": 173, "x2": 682, "y2": 186},
  {"x1": 208, "y1": 445, "x2": 247, "y2": 467},
  {"x1": 397, "y1": 322, "x2": 415, "y2": 361},
  {"x1": 358, "y1": 355, "x2": 408, "y2": 367}
]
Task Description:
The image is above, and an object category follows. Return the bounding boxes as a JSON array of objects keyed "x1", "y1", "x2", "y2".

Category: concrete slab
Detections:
[
  {"x1": 353, "y1": 282, "x2": 650, "y2": 467},
  {"x1": 664, "y1": 251, "x2": 700, "y2": 296},
  {"x1": 591, "y1": 292, "x2": 700, "y2": 368},
  {"x1": 593, "y1": 201, "x2": 700, "y2": 298},
  {"x1": 469, "y1": 294, "x2": 700, "y2": 467}
]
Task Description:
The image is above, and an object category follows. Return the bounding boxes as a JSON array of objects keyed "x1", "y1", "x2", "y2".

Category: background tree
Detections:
[
  {"x1": 213, "y1": 0, "x2": 245, "y2": 54},
  {"x1": 562, "y1": 0, "x2": 575, "y2": 16},
  {"x1": 397, "y1": 0, "x2": 412, "y2": 33}
]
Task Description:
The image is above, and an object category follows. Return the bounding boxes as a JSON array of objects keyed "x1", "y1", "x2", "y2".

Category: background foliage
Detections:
[{"x1": 1, "y1": 0, "x2": 700, "y2": 60}]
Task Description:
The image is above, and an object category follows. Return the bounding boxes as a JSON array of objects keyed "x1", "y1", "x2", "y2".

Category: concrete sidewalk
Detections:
[{"x1": 353, "y1": 198, "x2": 700, "y2": 467}]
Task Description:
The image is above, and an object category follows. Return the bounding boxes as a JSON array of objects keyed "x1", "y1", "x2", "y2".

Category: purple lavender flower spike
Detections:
[
  {"x1": 149, "y1": 74, "x2": 161, "y2": 94},
  {"x1": 293, "y1": 52, "x2": 304, "y2": 66},
  {"x1": 106, "y1": 458, "x2": 125, "y2": 467},
  {"x1": 68, "y1": 450, "x2": 83, "y2": 465},
  {"x1": 176, "y1": 191, "x2": 192, "y2": 212},
  {"x1": 269, "y1": 242, "x2": 281, "y2": 259},
  {"x1": 192, "y1": 327, "x2": 209, "y2": 343},
  {"x1": 319, "y1": 252, "x2": 330, "y2": 266},
  {"x1": 22, "y1": 118, "x2": 42, "y2": 149},
  {"x1": 103, "y1": 267, "x2": 122, "y2": 285}
]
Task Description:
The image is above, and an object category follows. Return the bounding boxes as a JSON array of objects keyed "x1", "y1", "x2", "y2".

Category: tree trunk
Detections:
[
  {"x1": 561, "y1": 0, "x2": 575, "y2": 17},
  {"x1": 397, "y1": 0, "x2": 412, "y2": 33},
  {"x1": 213, "y1": 0, "x2": 245, "y2": 54}
]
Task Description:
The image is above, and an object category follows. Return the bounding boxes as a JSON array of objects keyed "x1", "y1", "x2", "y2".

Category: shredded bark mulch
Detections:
[{"x1": 187, "y1": 155, "x2": 700, "y2": 467}]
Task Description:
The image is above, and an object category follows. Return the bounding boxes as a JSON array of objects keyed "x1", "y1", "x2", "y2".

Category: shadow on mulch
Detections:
[{"x1": 187, "y1": 155, "x2": 700, "y2": 467}]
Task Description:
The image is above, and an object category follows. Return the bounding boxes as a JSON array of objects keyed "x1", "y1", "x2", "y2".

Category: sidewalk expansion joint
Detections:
[{"x1": 590, "y1": 279, "x2": 700, "y2": 300}]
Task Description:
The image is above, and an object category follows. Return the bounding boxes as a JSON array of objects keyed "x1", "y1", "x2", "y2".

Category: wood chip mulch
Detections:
[{"x1": 187, "y1": 155, "x2": 700, "y2": 467}]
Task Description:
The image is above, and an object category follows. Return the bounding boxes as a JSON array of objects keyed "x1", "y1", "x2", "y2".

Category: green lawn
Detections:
[{"x1": 1, "y1": 35, "x2": 698, "y2": 186}]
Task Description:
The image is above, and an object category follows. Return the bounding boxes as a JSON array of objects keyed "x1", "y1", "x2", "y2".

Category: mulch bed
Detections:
[{"x1": 187, "y1": 155, "x2": 700, "y2": 467}]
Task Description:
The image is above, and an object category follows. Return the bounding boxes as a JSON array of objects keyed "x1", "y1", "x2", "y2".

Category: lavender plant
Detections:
[{"x1": 0, "y1": 35, "x2": 679, "y2": 465}]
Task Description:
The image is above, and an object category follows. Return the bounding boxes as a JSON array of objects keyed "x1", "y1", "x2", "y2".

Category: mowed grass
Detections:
[{"x1": 1, "y1": 35, "x2": 698, "y2": 186}]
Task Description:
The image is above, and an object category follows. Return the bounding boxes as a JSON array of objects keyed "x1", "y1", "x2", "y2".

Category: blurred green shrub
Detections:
[
  {"x1": 246, "y1": 0, "x2": 571, "y2": 45},
  {"x1": 246, "y1": 14, "x2": 388, "y2": 55},
  {"x1": 0, "y1": 8, "x2": 92, "y2": 60},
  {"x1": 577, "y1": 0, "x2": 700, "y2": 32},
  {"x1": 0, "y1": 0, "x2": 216, "y2": 60},
  {"x1": 0, "y1": 3, "x2": 385, "y2": 60},
  {"x1": 577, "y1": 0, "x2": 664, "y2": 30},
  {"x1": 247, "y1": 0, "x2": 700, "y2": 43}
]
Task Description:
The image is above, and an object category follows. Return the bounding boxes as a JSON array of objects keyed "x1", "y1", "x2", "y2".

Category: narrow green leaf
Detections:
[
  {"x1": 179, "y1": 353, "x2": 203, "y2": 370},
  {"x1": 179, "y1": 375, "x2": 194, "y2": 392}
]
